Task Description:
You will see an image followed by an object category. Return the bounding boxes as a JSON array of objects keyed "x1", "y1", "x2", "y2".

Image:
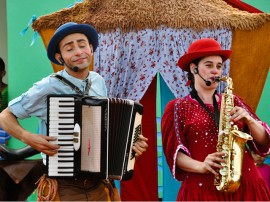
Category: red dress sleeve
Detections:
[
  {"x1": 234, "y1": 94, "x2": 270, "y2": 155},
  {"x1": 161, "y1": 98, "x2": 190, "y2": 181}
]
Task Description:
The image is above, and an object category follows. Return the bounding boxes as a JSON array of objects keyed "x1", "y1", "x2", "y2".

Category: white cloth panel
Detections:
[{"x1": 94, "y1": 27, "x2": 232, "y2": 100}]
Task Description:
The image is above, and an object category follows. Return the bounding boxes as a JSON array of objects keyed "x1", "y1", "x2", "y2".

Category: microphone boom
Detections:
[
  {"x1": 198, "y1": 73, "x2": 211, "y2": 86},
  {"x1": 61, "y1": 58, "x2": 79, "y2": 72},
  {"x1": 194, "y1": 66, "x2": 211, "y2": 86}
]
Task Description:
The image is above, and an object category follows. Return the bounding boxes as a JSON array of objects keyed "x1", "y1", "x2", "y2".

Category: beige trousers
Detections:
[{"x1": 37, "y1": 176, "x2": 121, "y2": 201}]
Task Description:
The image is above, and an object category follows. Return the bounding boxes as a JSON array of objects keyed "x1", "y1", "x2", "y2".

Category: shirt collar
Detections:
[{"x1": 61, "y1": 69, "x2": 90, "y2": 87}]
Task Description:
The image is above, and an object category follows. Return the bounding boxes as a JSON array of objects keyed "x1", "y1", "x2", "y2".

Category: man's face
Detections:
[{"x1": 57, "y1": 33, "x2": 93, "y2": 71}]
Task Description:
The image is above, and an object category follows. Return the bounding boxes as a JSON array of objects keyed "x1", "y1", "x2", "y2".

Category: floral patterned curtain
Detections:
[{"x1": 94, "y1": 27, "x2": 232, "y2": 100}]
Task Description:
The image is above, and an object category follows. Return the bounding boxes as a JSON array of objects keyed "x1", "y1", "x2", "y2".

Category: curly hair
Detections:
[{"x1": 0, "y1": 58, "x2": 5, "y2": 72}]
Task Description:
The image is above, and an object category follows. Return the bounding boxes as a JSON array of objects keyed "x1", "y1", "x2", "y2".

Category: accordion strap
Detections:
[{"x1": 51, "y1": 74, "x2": 91, "y2": 95}]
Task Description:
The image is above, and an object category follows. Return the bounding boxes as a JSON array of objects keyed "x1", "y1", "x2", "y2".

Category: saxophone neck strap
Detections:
[
  {"x1": 191, "y1": 90, "x2": 220, "y2": 127},
  {"x1": 213, "y1": 95, "x2": 220, "y2": 127}
]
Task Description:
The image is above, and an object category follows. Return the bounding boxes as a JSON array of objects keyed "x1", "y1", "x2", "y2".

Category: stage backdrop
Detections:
[{"x1": 6, "y1": 0, "x2": 75, "y2": 149}]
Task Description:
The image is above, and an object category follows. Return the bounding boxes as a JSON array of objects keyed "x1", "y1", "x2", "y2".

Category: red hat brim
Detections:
[{"x1": 177, "y1": 50, "x2": 232, "y2": 72}]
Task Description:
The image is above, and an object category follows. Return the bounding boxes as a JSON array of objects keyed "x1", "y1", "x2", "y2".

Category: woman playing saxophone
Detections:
[{"x1": 161, "y1": 38, "x2": 270, "y2": 201}]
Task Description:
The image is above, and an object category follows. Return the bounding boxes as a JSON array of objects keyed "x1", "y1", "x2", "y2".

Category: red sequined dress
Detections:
[{"x1": 161, "y1": 94, "x2": 270, "y2": 201}]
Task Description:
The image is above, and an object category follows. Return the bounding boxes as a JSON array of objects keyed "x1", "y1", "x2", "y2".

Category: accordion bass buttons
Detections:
[{"x1": 73, "y1": 123, "x2": 81, "y2": 151}]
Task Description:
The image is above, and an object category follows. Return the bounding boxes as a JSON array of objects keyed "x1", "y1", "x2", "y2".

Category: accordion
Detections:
[{"x1": 46, "y1": 95, "x2": 143, "y2": 180}]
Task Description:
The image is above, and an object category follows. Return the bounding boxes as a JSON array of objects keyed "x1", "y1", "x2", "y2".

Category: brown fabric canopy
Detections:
[
  {"x1": 32, "y1": 0, "x2": 270, "y2": 110},
  {"x1": 32, "y1": 0, "x2": 270, "y2": 32},
  {"x1": 230, "y1": 23, "x2": 270, "y2": 111}
]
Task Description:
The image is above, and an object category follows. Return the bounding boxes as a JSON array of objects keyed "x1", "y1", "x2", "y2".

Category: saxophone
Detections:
[{"x1": 214, "y1": 76, "x2": 253, "y2": 193}]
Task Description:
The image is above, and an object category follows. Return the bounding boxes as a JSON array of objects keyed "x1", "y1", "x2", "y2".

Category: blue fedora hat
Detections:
[{"x1": 47, "y1": 22, "x2": 99, "y2": 65}]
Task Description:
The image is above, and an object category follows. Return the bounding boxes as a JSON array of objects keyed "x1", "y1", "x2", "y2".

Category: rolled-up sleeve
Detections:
[
  {"x1": 9, "y1": 95, "x2": 31, "y2": 119},
  {"x1": 8, "y1": 77, "x2": 54, "y2": 120}
]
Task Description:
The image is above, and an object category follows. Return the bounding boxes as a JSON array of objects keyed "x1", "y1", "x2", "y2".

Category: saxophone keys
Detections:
[
  {"x1": 220, "y1": 162, "x2": 227, "y2": 166},
  {"x1": 222, "y1": 144, "x2": 228, "y2": 150},
  {"x1": 219, "y1": 167, "x2": 228, "y2": 176}
]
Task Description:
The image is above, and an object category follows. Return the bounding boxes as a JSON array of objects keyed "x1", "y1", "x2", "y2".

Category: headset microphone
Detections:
[
  {"x1": 72, "y1": 66, "x2": 79, "y2": 72},
  {"x1": 194, "y1": 67, "x2": 211, "y2": 86},
  {"x1": 202, "y1": 77, "x2": 211, "y2": 86},
  {"x1": 60, "y1": 57, "x2": 79, "y2": 72},
  {"x1": 59, "y1": 57, "x2": 64, "y2": 64},
  {"x1": 194, "y1": 67, "x2": 199, "y2": 74}
]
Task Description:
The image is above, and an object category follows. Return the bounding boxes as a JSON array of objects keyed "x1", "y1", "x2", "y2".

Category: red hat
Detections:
[{"x1": 177, "y1": 38, "x2": 232, "y2": 72}]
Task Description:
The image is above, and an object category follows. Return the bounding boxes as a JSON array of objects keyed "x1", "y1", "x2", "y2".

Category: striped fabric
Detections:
[
  {"x1": 0, "y1": 127, "x2": 10, "y2": 144},
  {"x1": 0, "y1": 87, "x2": 8, "y2": 112},
  {"x1": 0, "y1": 87, "x2": 10, "y2": 160}
]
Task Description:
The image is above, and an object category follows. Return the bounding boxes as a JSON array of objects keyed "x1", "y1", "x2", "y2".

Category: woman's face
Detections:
[{"x1": 192, "y1": 55, "x2": 223, "y2": 88}]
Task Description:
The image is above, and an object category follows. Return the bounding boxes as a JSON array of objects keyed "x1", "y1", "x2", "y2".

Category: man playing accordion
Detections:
[{"x1": 0, "y1": 22, "x2": 148, "y2": 201}]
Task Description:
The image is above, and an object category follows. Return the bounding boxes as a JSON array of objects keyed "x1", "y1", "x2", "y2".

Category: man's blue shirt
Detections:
[{"x1": 8, "y1": 70, "x2": 107, "y2": 162}]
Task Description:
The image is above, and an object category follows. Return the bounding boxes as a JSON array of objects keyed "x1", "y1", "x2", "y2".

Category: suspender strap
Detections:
[
  {"x1": 51, "y1": 74, "x2": 91, "y2": 96},
  {"x1": 84, "y1": 78, "x2": 92, "y2": 96}
]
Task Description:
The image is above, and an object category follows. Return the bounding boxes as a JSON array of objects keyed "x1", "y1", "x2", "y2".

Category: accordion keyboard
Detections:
[{"x1": 47, "y1": 97, "x2": 76, "y2": 177}]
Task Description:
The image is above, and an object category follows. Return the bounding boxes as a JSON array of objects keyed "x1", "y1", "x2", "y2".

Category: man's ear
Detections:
[
  {"x1": 89, "y1": 44, "x2": 93, "y2": 53},
  {"x1": 55, "y1": 53, "x2": 63, "y2": 64}
]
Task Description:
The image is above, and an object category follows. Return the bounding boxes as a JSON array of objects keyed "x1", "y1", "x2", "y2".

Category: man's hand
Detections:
[
  {"x1": 22, "y1": 132, "x2": 60, "y2": 156},
  {"x1": 132, "y1": 134, "x2": 148, "y2": 158}
]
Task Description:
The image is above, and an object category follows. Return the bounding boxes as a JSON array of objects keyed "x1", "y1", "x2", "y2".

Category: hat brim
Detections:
[
  {"x1": 177, "y1": 50, "x2": 232, "y2": 72},
  {"x1": 47, "y1": 24, "x2": 99, "y2": 65}
]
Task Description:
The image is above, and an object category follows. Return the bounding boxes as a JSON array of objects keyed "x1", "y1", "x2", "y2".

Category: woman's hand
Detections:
[
  {"x1": 230, "y1": 106, "x2": 269, "y2": 148},
  {"x1": 132, "y1": 134, "x2": 148, "y2": 158},
  {"x1": 230, "y1": 106, "x2": 251, "y2": 123},
  {"x1": 201, "y1": 152, "x2": 225, "y2": 175},
  {"x1": 176, "y1": 151, "x2": 225, "y2": 175}
]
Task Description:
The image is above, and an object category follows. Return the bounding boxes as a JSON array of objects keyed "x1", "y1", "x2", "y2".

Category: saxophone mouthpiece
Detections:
[
  {"x1": 212, "y1": 76, "x2": 227, "y2": 83},
  {"x1": 214, "y1": 76, "x2": 221, "y2": 82},
  {"x1": 210, "y1": 76, "x2": 221, "y2": 82}
]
